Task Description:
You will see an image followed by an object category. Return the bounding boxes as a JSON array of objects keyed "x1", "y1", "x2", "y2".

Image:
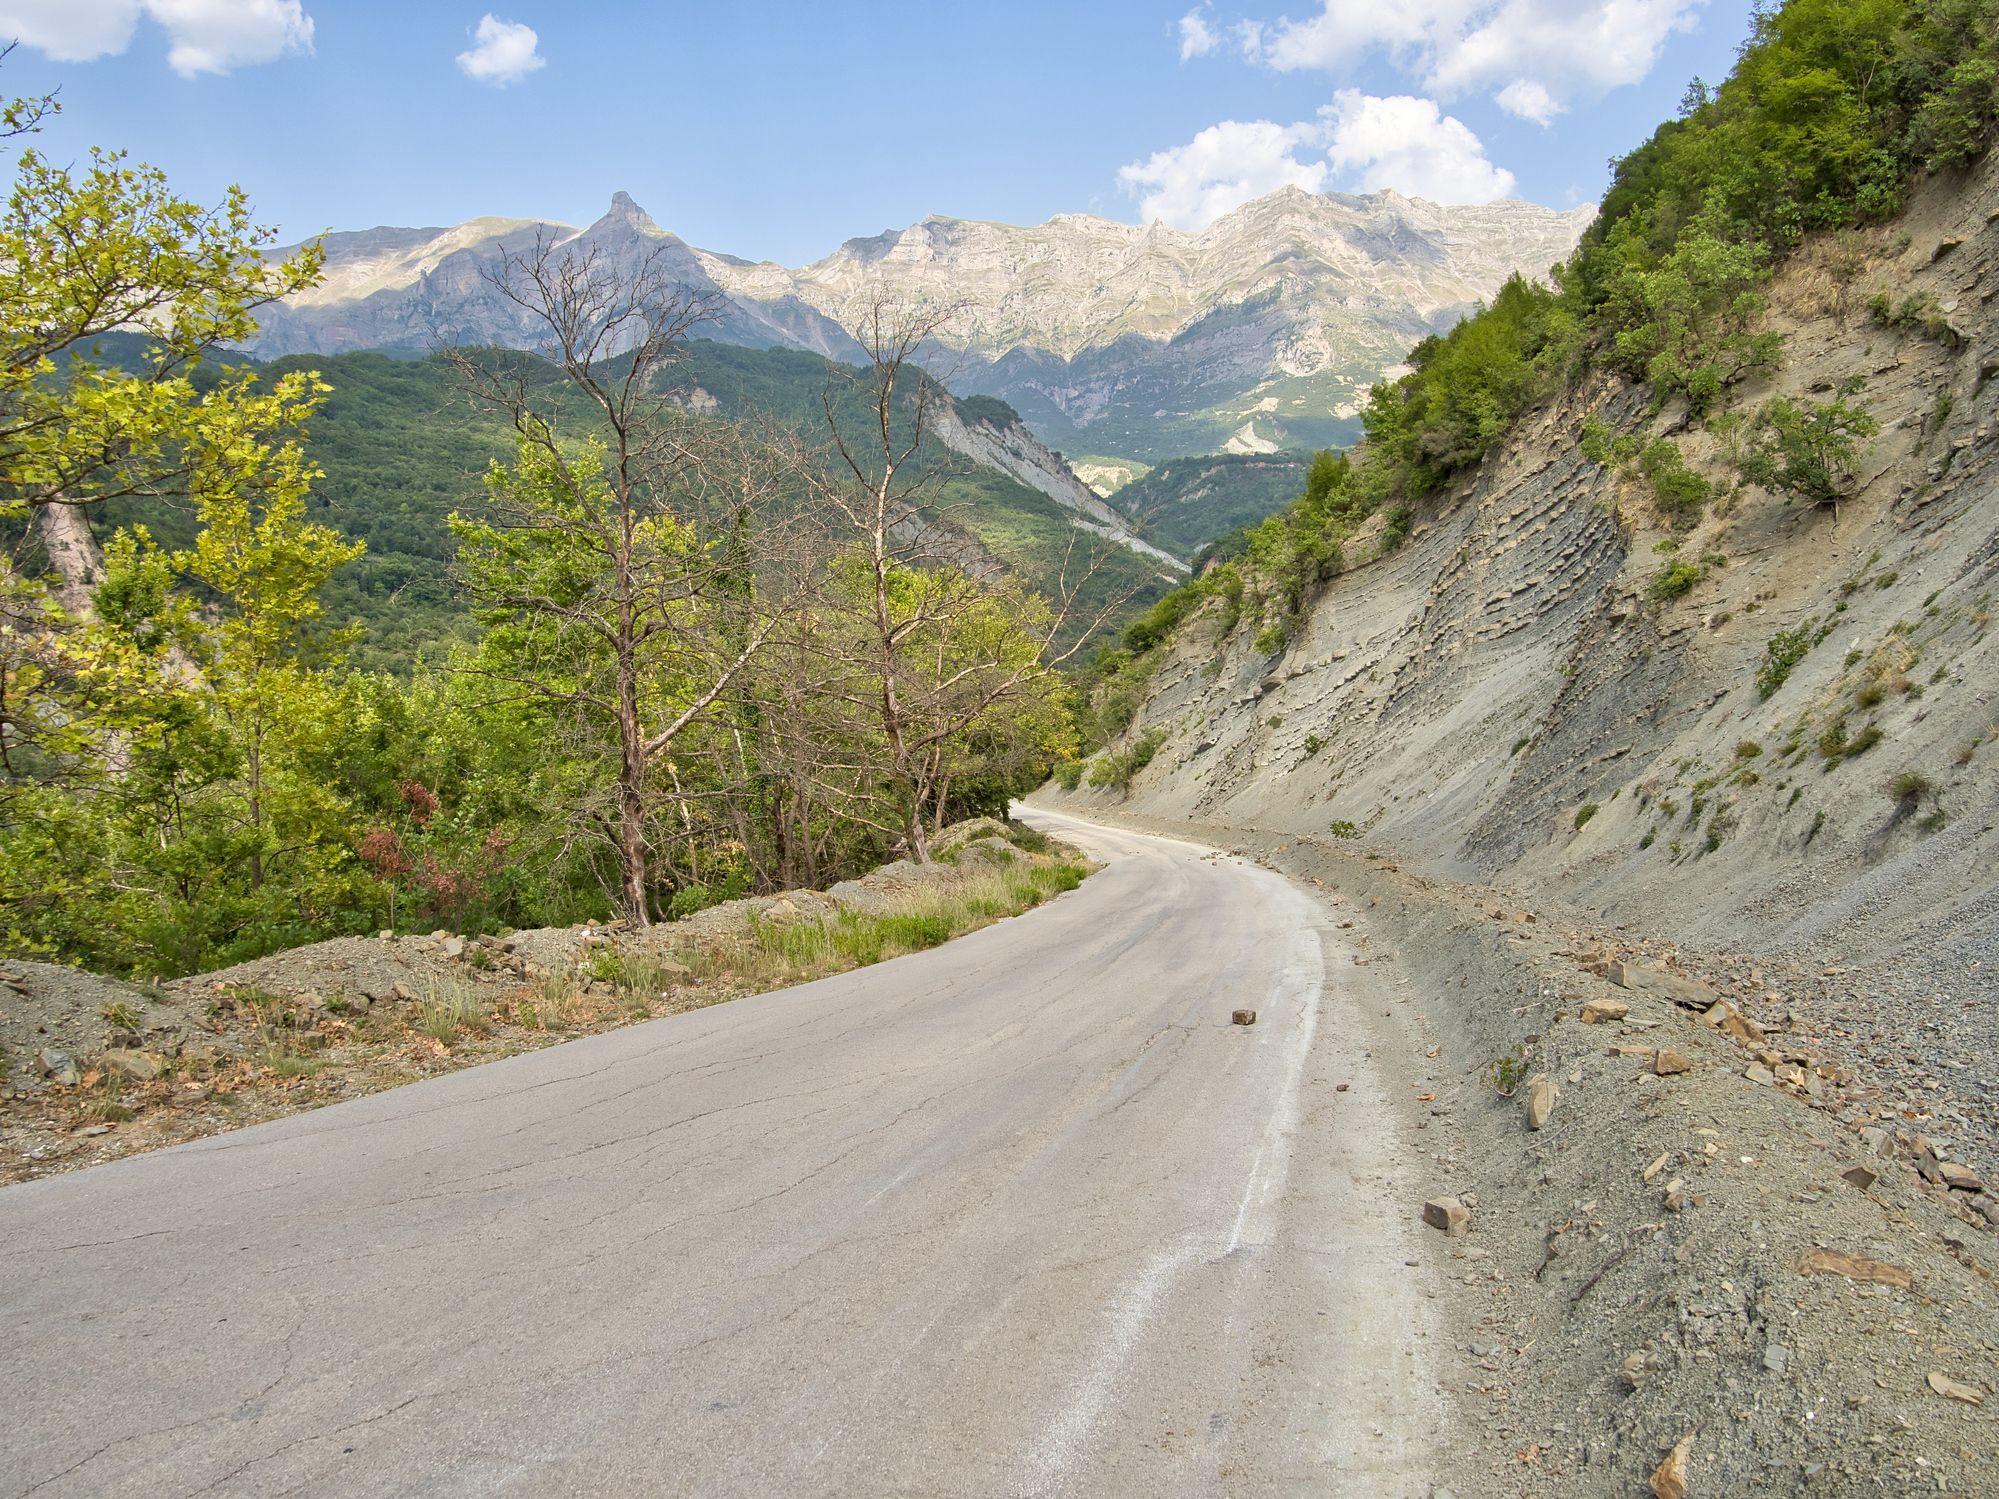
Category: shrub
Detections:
[
  {"x1": 1575, "y1": 803, "x2": 1601, "y2": 830},
  {"x1": 1734, "y1": 740, "x2": 1762, "y2": 759},
  {"x1": 1889, "y1": 769, "x2": 1935, "y2": 804},
  {"x1": 1053, "y1": 760, "x2": 1085, "y2": 792},
  {"x1": 1739, "y1": 382, "x2": 1880, "y2": 506},
  {"x1": 1327, "y1": 819, "x2": 1360, "y2": 838},
  {"x1": 1088, "y1": 729, "x2": 1167, "y2": 799},
  {"x1": 1650, "y1": 561, "x2": 1705, "y2": 600}
]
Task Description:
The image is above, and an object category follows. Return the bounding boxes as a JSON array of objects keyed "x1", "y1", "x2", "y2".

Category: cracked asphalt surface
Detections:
[{"x1": 1, "y1": 809, "x2": 1445, "y2": 1498}]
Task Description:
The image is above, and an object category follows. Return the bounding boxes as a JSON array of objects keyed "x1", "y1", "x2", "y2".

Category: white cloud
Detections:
[
  {"x1": 1117, "y1": 118, "x2": 1329, "y2": 230},
  {"x1": 0, "y1": 0, "x2": 312, "y2": 74},
  {"x1": 1118, "y1": 88, "x2": 1513, "y2": 228},
  {"x1": 1319, "y1": 89, "x2": 1516, "y2": 202},
  {"x1": 0, "y1": 0, "x2": 142, "y2": 62},
  {"x1": 456, "y1": 13, "x2": 543, "y2": 86},
  {"x1": 1495, "y1": 77, "x2": 1561, "y2": 125},
  {"x1": 146, "y1": 0, "x2": 312, "y2": 76},
  {"x1": 1177, "y1": 8, "x2": 1217, "y2": 59},
  {"x1": 1256, "y1": 0, "x2": 1703, "y2": 117}
]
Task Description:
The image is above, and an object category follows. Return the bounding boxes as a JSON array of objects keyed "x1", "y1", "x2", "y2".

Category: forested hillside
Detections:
[
  {"x1": 70, "y1": 339, "x2": 1166, "y2": 673},
  {"x1": 0, "y1": 128, "x2": 1151, "y2": 979}
]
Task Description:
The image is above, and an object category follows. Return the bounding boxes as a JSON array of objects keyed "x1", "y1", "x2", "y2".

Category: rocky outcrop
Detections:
[{"x1": 926, "y1": 398, "x2": 1183, "y2": 569}]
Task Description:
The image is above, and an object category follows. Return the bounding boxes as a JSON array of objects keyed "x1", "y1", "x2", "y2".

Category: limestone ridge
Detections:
[{"x1": 251, "y1": 189, "x2": 1594, "y2": 460}]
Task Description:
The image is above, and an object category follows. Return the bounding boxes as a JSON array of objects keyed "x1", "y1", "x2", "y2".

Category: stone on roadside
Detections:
[
  {"x1": 1231, "y1": 1008, "x2": 1257, "y2": 1026},
  {"x1": 100, "y1": 1048, "x2": 166, "y2": 1081},
  {"x1": 1926, "y1": 1371, "x2": 1984, "y2": 1406},
  {"x1": 1797, "y1": 1247, "x2": 1911, "y2": 1288},
  {"x1": 1620, "y1": 1350, "x2": 1651, "y2": 1390},
  {"x1": 1938, "y1": 1161, "x2": 1983, "y2": 1193},
  {"x1": 1840, "y1": 1165, "x2": 1878, "y2": 1192},
  {"x1": 1744, "y1": 1064, "x2": 1775, "y2": 1086},
  {"x1": 1579, "y1": 998, "x2": 1630, "y2": 1025},
  {"x1": 1524, "y1": 1075, "x2": 1557, "y2": 1130},
  {"x1": 1762, "y1": 1343, "x2": 1790, "y2": 1375},
  {"x1": 1653, "y1": 1048, "x2": 1690, "y2": 1076},
  {"x1": 1662, "y1": 1177, "x2": 1691, "y2": 1212},
  {"x1": 1702, "y1": 1001, "x2": 1765, "y2": 1046},
  {"x1": 1421, "y1": 1197, "x2": 1470, "y2": 1235},
  {"x1": 1650, "y1": 1433, "x2": 1694, "y2": 1499}
]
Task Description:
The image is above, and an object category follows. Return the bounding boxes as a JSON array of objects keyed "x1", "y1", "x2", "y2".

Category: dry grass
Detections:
[{"x1": 664, "y1": 861, "x2": 1087, "y2": 993}]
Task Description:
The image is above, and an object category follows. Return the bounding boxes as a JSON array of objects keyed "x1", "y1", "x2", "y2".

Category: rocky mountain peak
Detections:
[{"x1": 597, "y1": 191, "x2": 663, "y2": 236}]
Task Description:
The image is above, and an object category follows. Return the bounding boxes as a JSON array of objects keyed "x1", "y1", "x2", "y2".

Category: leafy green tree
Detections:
[{"x1": 1739, "y1": 384, "x2": 1880, "y2": 508}]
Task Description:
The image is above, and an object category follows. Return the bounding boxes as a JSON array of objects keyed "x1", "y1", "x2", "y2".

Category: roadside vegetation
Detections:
[{"x1": 0, "y1": 78, "x2": 1122, "y2": 980}]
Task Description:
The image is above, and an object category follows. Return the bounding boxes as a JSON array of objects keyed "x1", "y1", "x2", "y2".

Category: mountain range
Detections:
[{"x1": 253, "y1": 189, "x2": 1595, "y2": 463}]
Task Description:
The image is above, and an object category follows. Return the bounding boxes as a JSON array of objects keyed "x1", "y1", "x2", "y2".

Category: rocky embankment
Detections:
[
  {"x1": 0, "y1": 819, "x2": 1072, "y2": 1185},
  {"x1": 1044, "y1": 805, "x2": 1996, "y2": 1497}
]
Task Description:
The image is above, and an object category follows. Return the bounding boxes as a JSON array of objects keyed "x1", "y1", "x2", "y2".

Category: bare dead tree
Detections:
[
  {"x1": 804, "y1": 299, "x2": 1138, "y2": 861},
  {"x1": 448, "y1": 234, "x2": 825, "y2": 925}
]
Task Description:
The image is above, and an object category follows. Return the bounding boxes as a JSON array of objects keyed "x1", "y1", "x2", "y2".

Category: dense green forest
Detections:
[
  {"x1": 1076, "y1": 0, "x2": 1999, "y2": 740},
  {"x1": 0, "y1": 109, "x2": 1145, "y2": 977},
  {"x1": 71, "y1": 337, "x2": 1165, "y2": 673}
]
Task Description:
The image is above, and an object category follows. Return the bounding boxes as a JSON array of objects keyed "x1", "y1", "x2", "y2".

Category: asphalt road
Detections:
[{"x1": 1, "y1": 808, "x2": 1444, "y2": 1498}]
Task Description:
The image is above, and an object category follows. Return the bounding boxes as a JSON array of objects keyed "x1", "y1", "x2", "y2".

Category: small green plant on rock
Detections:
[
  {"x1": 1575, "y1": 803, "x2": 1601, "y2": 830},
  {"x1": 1482, "y1": 1051, "x2": 1530, "y2": 1098},
  {"x1": 1327, "y1": 819, "x2": 1360, "y2": 839}
]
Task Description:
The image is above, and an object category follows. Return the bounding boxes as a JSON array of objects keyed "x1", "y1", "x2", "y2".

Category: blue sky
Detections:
[{"x1": 2, "y1": 1, "x2": 1752, "y2": 264}]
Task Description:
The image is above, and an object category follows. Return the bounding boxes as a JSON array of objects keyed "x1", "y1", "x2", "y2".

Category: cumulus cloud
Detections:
[
  {"x1": 456, "y1": 13, "x2": 543, "y2": 85},
  {"x1": 1318, "y1": 89, "x2": 1515, "y2": 202},
  {"x1": 1255, "y1": 0, "x2": 1703, "y2": 117},
  {"x1": 1177, "y1": 8, "x2": 1217, "y2": 59},
  {"x1": 1495, "y1": 77, "x2": 1561, "y2": 125},
  {"x1": 1117, "y1": 118, "x2": 1329, "y2": 230},
  {"x1": 0, "y1": 0, "x2": 313, "y2": 74},
  {"x1": 1119, "y1": 89, "x2": 1513, "y2": 228}
]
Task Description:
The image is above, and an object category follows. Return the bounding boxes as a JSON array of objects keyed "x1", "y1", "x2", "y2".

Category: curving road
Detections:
[{"x1": 1, "y1": 809, "x2": 1443, "y2": 1498}]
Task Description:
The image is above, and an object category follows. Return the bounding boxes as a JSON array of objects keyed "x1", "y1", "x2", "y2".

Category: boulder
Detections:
[
  {"x1": 1653, "y1": 1048, "x2": 1691, "y2": 1076},
  {"x1": 1421, "y1": 1196, "x2": 1470, "y2": 1235},
  {"x1": 1579, "y1": 998, "x2": 1630, "y2": 1025},
  {"x1": 100, "y1": 1048, "x2": 167, "y2": 1081}
]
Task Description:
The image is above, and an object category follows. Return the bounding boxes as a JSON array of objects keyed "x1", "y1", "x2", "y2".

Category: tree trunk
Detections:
[{"x1": 33, "y1": 501, "x2": 103, "y2": 621}]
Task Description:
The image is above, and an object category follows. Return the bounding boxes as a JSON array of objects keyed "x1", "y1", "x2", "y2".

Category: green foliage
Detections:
[
  {"x1": 1087, "y1": 728, "x2": 1166, "y2": 799},
  {"x1": 1052, "y1": 759, "x2": 1086, "y2": 791},
  {"x1": 1758, "y1": 617, "x2": 1831, "y2": 698},
  {"x1": 1649, "y1": 560, "x2": 1707, "y2": 600},
  {"x1": 1575, "y1": 802, "x2": 1601, "y2": 830},
  {"x1": 1739, "y1": 383, "x2": 1881, "y2": 503},
  {"x1": 1113, "y1": 452, "x2": 1310, "y2": 561},
  {"x1": 1327, "y1": 819, "x2": 1360, "y2": 839},
  {"x1": 1889, "y1": 768, "x2": 1935, "y2": 802}
]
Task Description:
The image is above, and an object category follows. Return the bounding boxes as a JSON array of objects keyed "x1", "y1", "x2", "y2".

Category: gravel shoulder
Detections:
[{"x1": 1045, "y1": 797, "x2": 1999, "y2": 1499}]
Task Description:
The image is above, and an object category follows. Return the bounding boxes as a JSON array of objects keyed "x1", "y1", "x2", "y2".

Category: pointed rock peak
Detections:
[{"x1": 600, "y1": 191, "x2": 661, "y2": 234}]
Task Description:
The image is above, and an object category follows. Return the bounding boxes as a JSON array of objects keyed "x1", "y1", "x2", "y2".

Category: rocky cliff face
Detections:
[
  {"x1": 252, "y1": 189, "x2": 1592, "y2": 461},
  {"x1": 704, "y1": 190, "x2": 1593, "y2": 458},
  {"x1": 1059, "y1": 151, "x2": 1999, "y2": 1045}
]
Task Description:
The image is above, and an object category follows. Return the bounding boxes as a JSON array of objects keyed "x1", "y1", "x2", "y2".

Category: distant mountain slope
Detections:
[
  {"x1": 250, "y1": 189, "x2": 1594, "y2": 462},
  {"x1": 83, "y1": 341, "x2": 1174, "y2": 671},
  {"x1": 1111, "y1": 453, "x2": 1314, "y2": 562}
]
